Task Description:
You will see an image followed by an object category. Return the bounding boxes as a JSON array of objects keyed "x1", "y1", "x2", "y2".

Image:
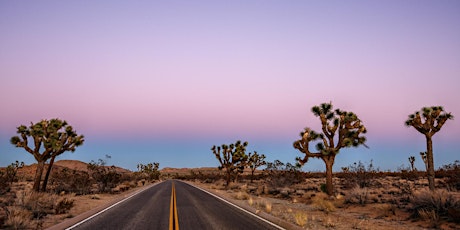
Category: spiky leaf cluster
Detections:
[
  {"x1": 405, "y1": 106, "x2": 454, "y2": 137},
  {"x1": 10, "y1": 118, "x2": 84, "y2": 161},
  {"x1": 294, "y1": 103, "x2": 367, "y2": 165}
]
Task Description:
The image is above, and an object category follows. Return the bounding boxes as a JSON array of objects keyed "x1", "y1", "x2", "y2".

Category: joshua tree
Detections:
[
  {"x1": 10, "y1": 119, "x2": 84, "y2": 192},
  {"x1": 408, "y1": 156, "x2": 416, "y2": 171},
  {"x1": 293, "y1": 103, "x2": 367, "y2": 196},
  {"x1": 247, "y1": 151, "x2": 266, "y2": 182},
  {"x1": 211, "y1": 140, "x2": 249, "y2": 187},
  {"x1": 405, "y1": 106, "x2": 453, "y2": 191},
  {"x1": 137, "y1": 162, "x2": 161, "y2": 181}
]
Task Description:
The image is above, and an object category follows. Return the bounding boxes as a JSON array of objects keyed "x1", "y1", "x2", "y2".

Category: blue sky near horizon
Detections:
[{"x1": 1, "y1": 1, "x2": 459, "y2": 172}]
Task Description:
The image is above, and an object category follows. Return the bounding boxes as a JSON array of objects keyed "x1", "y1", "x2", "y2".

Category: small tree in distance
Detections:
[
  {"x1": 211, "y1": 140, "x2": 249, "y2": 187},
  {"x1": 293, "y1": 103, "x2": 367, "y2": 196},
  {"x1": 408, "y1": 156, "x2": 416, "y2": 171},
  {"x1": 247, "y1": 151, "x2": 266, "y2": 182},
  {"x1": 10, "y1": 118, "x2": 84, "y2": 192},
  {"x1": 137, "y1": 162, "x2": 161, "y2": 182},
  {"x1": 405, "y1": 106, "x2": 453, "y2": 191}
]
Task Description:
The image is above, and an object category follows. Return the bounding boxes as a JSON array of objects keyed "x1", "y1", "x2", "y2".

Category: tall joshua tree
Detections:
[
  {"x1": 293, "y1": 103, "x2": 367, "y2": 196},
  {"x1": 247, "y1": 151, "x2": 266, "y2": 182},
  {"x1": 405, "y1": 106, "x2": 453, "y2": 191},
  {"x1": 211, "y1": 140, "x2": 249, "y2": 187},
  {"x1": 11, "y1": 119, "x2": 84, "y2": 192}
]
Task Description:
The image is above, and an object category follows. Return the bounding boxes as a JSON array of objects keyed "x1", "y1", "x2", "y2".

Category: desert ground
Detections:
[{"x1": 1, "y1": 160, "x2": 459, "y2": 229}]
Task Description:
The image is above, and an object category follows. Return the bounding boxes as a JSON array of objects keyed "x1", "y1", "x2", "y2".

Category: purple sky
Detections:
[{"x1": 1, "y1": 1, "x2": 459, "y2": 171}]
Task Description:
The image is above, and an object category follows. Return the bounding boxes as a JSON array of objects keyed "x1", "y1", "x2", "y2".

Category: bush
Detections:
[
  {"x1": 436, "y1": 160, "x2": 460, "y2": 190},
  {"x1": 234, "y1": 191, "x2": 250, "y2": 200},
  {"x1": 88, "y1": 160, "x2": 122, "y2": 193},
  {"x1": 264, "y1": 160, "x2": 304, "y2": 187},
  {"x1": 410, "y1": 189, "x2": 460, "y2": 223},
  {"x1": 343, "y1": 160, "x2": 378, "y2": 189},
  {"x1": 5, "y1": 206, "x2": 33, "y2": 229},
  {"x1": 345, "y1": 186, "x2": 369, "y2": 205},
  {"x1": 50, "y1": 168, "x2": 91, "y2": 195},
  {"x1": 54, "y1": 197, "x2": 74, "y2": 214},
  {"x1": 312, "y1": 193, "x2": 335, "y2": 213},
  {"x1": 294, "y1": 211, "x2": 308, "y2": 227}
]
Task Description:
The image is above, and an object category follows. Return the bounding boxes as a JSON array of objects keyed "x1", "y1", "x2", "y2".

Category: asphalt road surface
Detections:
[{"x1": 68, "y1": 180, "x2": 282, "y2": 230}]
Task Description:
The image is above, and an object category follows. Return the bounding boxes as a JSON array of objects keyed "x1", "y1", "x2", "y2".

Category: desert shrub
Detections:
[
  {"x1": 88, "y1": 160, "x2": 121, "y2": 193},
  {"x1": 234, "y1": 191, "x2": 250, "y2": 200},
  {"x1": 264, "y1": 200, "x2": 272, "y2": 213},
  {"x1": 312, "y1": 193, "x2": 335, "y2": 213},
  {"x1": 345, "y1": 186, "x2": 369, "y2": 205},
  {"x1": 54, "y1": 197, "x2": 74, "y2": 214},
  {"x1": 436, "y1": 160, "x2": 460, "y2": 190},
  {"x1": 294, "y1": 211, "x2": 308, "y2": 227},
  {"x1": 397, "y1": 164, "x2": 420, "y2": 181},
  {"x1": 418, "y1": 209, "x2": 440, "y2": 228},
  {"x1": 320, "y1": 183, "x2": 327, "y2": 193},
  {"x1": 0, "y1": 170, "x2": 9, "y2": 195},
  {"x1": 5, "y1": 161, "x2": 24, "y2": 185},
  {"x1": 375, "y1": 203, "x2": 396, "y2": 218},
  {"x1": 342, "y1": 160, "x2": 378, "y2": 189},
  {"x1": 19, "y1": 191, "x2": 56, "y2": 218},
  {"x1": 4, "y1": 206, "x2": 33, "y2": 229},
  {"x1": 14, "y1": 190, "x2": 75, "y2": 220},
  {"x1": 410, "y1": 189, "x2": 460, "y2": 223},
  {"x1": 0, "y1": 161, "x2": 24, "y2": 195},
  {"x1": 50, "y1": 168, "x2": 91, "y2": 195},
  {"x1": 264, "y1": 160, "x2": 303, "y2": 187}
]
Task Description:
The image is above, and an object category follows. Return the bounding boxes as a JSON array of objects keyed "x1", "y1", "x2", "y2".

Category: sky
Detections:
[{"x1": 1, "y1": 1, "x2": 459, "y2": 172}]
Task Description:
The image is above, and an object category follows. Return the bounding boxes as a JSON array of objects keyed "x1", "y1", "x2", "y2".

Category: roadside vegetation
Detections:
[{"x1": 1, "y1": 103, "x2": 458, "y2": 229}]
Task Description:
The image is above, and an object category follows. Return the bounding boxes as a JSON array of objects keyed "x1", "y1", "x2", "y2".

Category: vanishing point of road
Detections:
[{"x1": 66, "y1": 180, "x2": 283, "y2": 230}]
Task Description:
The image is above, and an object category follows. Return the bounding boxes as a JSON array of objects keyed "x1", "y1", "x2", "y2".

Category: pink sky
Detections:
[{"x1": 1, "y1": 1, "x2": 459, "y2": 170}]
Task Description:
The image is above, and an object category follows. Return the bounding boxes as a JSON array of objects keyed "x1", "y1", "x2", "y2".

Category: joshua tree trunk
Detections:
[
  {"x1": 324, "y1": 157, "x2": 335, "y2": 196},
  {"x1": 41, "y1": 155, "x2": 56, "y2": 192},
  {"x1": 33, "y1": 161, "x2": 45, "y2": 192},
  {"x1": 426, "y1": 135, "x2": 435, "y2": 191}
]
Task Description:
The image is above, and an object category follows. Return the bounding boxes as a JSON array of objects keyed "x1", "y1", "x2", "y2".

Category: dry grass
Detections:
[
  {"x1": 323, "y1": 216, "x2": 336, "y2": 228},
  {"x1": 345, "y1": 186, "x2": 369, "y2": 205},
  {"x1": 234, "y1": 191, "x2": 250, "y2": 200},
  {"x1": 411, "y1": 189, "x2": 459, "y2": 218},
  {"x1": 4, "y1": 206, "x2": 34, "y2": 229},
  {"x1": 418, "y1": 209, "x2": 440, "y2": 228},
  {"x1": 264, "y1": 200, "x2": 272, "y2": 213},
  {"x1": 248, "y1": 197, "x2": 254, "y2": 206},
  {"x1": 375, "y1": 203, "x2": 396, "y2": 218},
  {"x1": 312, "y1": 193, "x2": 336, "y2": 213},
  {"x1": 294, "y1": 211, "x2": 308, "y2": 227}
]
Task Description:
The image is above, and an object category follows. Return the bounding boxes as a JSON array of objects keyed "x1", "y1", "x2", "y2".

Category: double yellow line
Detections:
[{"x1": 169, "y1": 182, "x2": 179, "y2": 230}]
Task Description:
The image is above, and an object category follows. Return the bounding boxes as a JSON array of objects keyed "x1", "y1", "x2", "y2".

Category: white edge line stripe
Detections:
[
  {"x1": 65, "y1": 182, "x2": 159, "y2": 230},
  {"x1": 185, "y1": 182, "x2": 286, "y2": 230}
]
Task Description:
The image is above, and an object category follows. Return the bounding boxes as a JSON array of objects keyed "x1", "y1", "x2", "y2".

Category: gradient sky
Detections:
[{"x1": 1, "y1": 1, "x2": 459, "y2": 172}]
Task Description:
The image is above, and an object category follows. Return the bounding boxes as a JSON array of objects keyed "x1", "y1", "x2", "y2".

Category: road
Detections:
[{"x1": 68, "y1": 180, "x2": 283, "y2": 230}]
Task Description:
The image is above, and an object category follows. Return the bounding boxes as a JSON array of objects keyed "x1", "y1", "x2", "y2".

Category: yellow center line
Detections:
[{"x1": 169, "y1": 182, "x2": 179, "y2": 230}]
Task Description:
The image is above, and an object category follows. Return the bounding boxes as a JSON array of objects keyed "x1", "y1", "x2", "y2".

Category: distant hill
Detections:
[
  {"x1": 161, "y1": 167, "x2": 219, "y2": 175},
  {"x1": 11, "y1": 160, "x2": 131, "y2": 180},
  {"x1": 54, "y1": 160, "x2": 89, "y2": 172}
]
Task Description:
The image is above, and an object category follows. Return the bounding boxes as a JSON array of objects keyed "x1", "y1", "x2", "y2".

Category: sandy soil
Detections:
[{"x1": 188, "y1": 180, "x2": 460, "y2": 230}]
